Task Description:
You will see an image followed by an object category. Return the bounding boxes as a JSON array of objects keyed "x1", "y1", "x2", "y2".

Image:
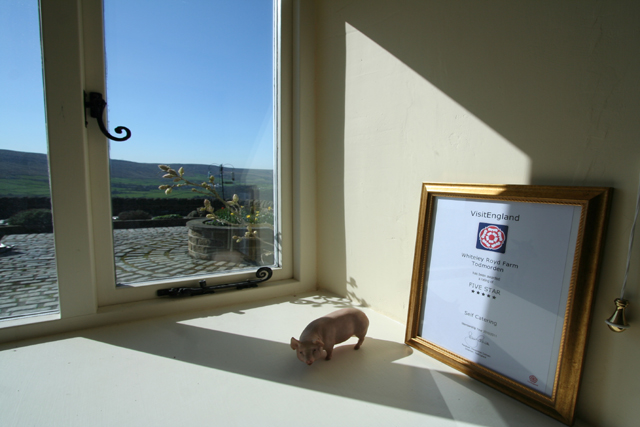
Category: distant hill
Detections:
[
  {"x1": 0, "y1": 149, "x2": 49, "y2": 178},
  {"x1": 0, "y1": 149, "x2": 274, "y2": 199}
]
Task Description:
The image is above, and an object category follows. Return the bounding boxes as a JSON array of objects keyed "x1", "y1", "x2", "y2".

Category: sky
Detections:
[{"x1": 0, "y1": 0, "x2": 275, "y2": 170}]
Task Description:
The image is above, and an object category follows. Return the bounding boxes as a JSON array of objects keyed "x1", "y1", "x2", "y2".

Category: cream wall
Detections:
[{"x1": 314, "y1": 1, "x2": 640, "y2": 426}]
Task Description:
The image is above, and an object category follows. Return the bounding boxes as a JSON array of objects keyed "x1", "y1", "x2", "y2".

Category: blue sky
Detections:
[{"x1": 0, "y1": 0, "x2": 275, "y2": 170}]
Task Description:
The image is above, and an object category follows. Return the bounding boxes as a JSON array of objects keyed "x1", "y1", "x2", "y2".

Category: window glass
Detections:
[
  {"x1": 0, "y1": 0, "x2": 60, "y2": 320},
  {"x1": 103, "y1": 0, "x2": 277, "y2": 286}
]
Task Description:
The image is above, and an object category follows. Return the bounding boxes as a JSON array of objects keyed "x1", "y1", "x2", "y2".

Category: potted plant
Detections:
[{"x1": 157, "y1": 165, "x2": 274, "y2": 265}]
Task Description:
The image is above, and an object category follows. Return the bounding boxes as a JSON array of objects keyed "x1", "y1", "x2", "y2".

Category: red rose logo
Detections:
[{"x1": 479, "y1": 225, "x2": 506, "y2": 250}]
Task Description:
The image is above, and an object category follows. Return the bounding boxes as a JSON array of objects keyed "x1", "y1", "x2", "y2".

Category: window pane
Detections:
[
  {"x1": 0, "y1": 1, "x2": 60, "y2": 320},
  {"x1": 104, "y1": 0, "x2": 277, "y2": 286}
]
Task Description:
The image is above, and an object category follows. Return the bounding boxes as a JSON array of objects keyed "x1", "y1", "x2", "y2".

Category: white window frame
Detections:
[
  {"x1": 84, "y1": 0, "x2": 293, "y2": 307},
  {"x1": 0, "y1": 0, "x2": 315, "y2": 338}
]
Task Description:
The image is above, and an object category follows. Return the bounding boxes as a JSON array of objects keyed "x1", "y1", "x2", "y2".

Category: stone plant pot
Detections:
[{"x1": 186, "y1": 218, "x2": 274, "y2": 265}]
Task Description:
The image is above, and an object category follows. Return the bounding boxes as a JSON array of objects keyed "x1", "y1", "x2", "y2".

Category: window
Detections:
[
  {"x1": 0, "y1": 0, "x2": 60, "y2": 321},
  {"x1": 0, "y1": 0, "x2": 297, "y2": 327},
  {"x1": 102, "y1": 0, "x2": 278, "y2": 287}
]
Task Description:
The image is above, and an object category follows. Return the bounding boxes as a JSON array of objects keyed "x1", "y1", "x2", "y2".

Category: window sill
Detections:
[
  {"x1": 0, "y1": 313, "x2": 61, "y2": 330},
  {"x1": 0, "y1": 291, "x2": 589, "y2": 427},
  {"x1": 0, "y1": 277, "x2": 314, "y2": 344}
]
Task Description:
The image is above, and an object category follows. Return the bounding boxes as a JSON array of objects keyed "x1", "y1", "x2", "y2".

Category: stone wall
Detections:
[
  {"x1": 0, "y1": 197, "x2": 51, "y2": 219},
  {"x1": 111, "y1": 197, "x2": 214, "y2": 217}
]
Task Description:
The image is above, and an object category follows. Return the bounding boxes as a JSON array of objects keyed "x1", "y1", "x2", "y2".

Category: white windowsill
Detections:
[
  {"x1": 0, "y1": 313, "x2": 61, "y2": 329},
  {"x1": 0, "y1": 277, "x2": 313, "y2": 343},
  {"x1": 0, "y1": 291, "x2": 590, "y2": 427}
]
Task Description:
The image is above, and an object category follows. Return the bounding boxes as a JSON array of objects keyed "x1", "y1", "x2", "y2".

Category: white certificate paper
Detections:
[{"x1": 419, "y1": 197, "x2": 582, "y2": 396}]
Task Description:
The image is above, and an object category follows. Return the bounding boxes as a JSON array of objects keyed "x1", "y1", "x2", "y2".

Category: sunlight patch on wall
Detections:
[
  {"x1": 343, "y1": 22, "x2": 531, "y2": 187},
  {"x1": 340, "y1": 22, "x2": 531, "y2": 317}
]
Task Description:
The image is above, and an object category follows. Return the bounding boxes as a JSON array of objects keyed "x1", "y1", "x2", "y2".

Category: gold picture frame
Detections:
[{"x1": 405, "y1": 183, "x2": 611, "y2": 425}]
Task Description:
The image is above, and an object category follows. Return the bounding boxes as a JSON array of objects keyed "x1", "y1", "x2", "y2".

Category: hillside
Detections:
[{"x1": 0, "y1": 149, "x2": 274, "y2": 199}]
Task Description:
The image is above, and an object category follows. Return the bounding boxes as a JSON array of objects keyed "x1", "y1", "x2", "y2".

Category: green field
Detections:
[
  {"x1": 0, "y1": 176, "x2": 273, "y2": 200},
  {"x1": 0, "y1": 175, "x2": 52, "y2": 197},
  {"x1": 0, "y1": 149, "x2": 274, "y2": 201},
  {"x1": 110, "y1": 176, "x2": 274, "y2": 200}
]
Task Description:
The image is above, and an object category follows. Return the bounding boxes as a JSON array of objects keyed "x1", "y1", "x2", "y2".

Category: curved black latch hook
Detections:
[{"x1": 84, "y1": 91, "x2": 132, "y2": 141}]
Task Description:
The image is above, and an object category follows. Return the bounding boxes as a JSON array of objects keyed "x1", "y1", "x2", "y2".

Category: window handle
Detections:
[{"x1": 84, "y1": 91, "x2": 132, "y2": 141}]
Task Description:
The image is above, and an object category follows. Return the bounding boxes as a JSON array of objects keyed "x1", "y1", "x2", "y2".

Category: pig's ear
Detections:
[
  {"x1": 290, "y1": 337, "x2": 300, "y2": 350},
  {"x1": 313, "y1": 340, "x2": 324, "y2": 348}
]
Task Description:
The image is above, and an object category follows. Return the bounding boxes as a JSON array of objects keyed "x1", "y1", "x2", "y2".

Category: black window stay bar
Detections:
[{"x1": 157, "y1": 267, "x2": 273, "y2": 298}]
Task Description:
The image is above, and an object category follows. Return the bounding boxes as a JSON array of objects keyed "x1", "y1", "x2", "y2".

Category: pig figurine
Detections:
[{"x1": 290, "y1": 308, "x2": 369, "y2": 365}]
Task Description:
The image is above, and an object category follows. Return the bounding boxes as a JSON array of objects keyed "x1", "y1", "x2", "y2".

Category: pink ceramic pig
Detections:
[{"x1": 290, "y1": 308, "x2": 369, "y2": 365}]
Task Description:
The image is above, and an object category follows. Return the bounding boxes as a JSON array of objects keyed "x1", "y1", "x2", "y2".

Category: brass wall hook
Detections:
[{"x1": 605, "y1": 298, "x2": 630, "y2": 332}]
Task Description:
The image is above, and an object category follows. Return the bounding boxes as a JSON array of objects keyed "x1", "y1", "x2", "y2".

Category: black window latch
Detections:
[{"x1": 84, "y1": 91, "x2": 132, "y2": 142}]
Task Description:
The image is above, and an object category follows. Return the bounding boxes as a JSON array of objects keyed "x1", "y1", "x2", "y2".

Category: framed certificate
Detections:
[{"x1": 405, "y1": 183, "x2": 611, "y2": 425}]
